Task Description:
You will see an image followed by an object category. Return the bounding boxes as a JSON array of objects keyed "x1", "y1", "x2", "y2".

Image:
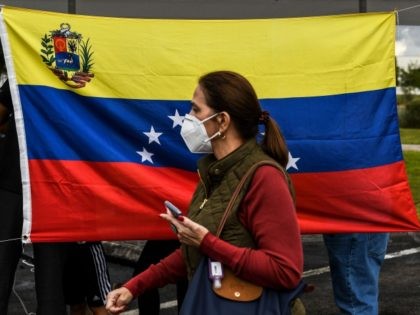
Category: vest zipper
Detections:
[{"x1": 199, "y1": 198, "x2": 208, "y2": 209}]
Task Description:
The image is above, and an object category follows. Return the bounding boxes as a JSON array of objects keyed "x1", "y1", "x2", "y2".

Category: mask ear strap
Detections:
[
  {"x1": 201, "y1": 112, "x2": 220, "y2": 124},
  {"x1": 204, "y1": 131, "x2": 222, "y2": 143}
]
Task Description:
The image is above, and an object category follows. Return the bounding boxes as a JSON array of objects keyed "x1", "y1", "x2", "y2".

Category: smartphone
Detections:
[{"x1": 164, "y1": 200, "x2": 182, "y2": 218}]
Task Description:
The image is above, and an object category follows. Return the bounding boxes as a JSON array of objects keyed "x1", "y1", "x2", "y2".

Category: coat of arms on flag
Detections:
[{"x1": 40, "y1": 23, "x2": 94, "y2": 88}]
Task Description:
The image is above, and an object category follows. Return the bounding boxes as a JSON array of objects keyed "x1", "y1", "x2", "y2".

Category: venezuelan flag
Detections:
[{"x1": 0, "y1": 6, "x2": 418, "y2": 242}]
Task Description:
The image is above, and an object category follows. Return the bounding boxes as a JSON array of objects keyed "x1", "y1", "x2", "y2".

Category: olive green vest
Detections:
[{"x1": 181, "y1": 139, "x2": 284, "y2": 278}]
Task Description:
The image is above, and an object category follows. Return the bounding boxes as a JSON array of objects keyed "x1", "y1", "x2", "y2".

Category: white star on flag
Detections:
[
  {"x1": 168, "y1": 109, "x2": 184, "y2": 128},
  {"x1": 143, "y1": 126, "x2": 162, "y2": 145},
  {"x1": 136, "y1": 147, "x2": 154, "y2": 163},
  {"x1": 286, "y1": 152, "x2": 300, "y2": 171}
]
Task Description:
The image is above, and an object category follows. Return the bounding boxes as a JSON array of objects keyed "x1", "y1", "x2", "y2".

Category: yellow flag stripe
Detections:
[{"x1": 2, "y1": 6, "x2": 396, "y2": 100}]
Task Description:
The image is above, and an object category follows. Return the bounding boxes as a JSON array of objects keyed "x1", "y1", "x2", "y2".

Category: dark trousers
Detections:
[
  {"x1": 33, "y1": 243, "x2": 68, "y2": 315},
  {"x1": 0, "y1": 190, "x2": 22, "y2": 314},
  {"x1": 133, "y1": 240, "x2": 188, "y2": 315}
]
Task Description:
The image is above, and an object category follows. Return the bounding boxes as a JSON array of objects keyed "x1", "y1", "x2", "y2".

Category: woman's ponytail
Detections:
[{"x1": 260, "y1": 114, "x2": 289, "y2": 169}]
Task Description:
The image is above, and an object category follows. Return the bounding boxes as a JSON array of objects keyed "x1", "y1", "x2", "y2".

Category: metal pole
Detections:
[
  {"x1": 68, "y1": 0, "x2": 76, "y2": 14},
  {"x1": 359, "y1": 0, "x2": 367, "y2": 13}
]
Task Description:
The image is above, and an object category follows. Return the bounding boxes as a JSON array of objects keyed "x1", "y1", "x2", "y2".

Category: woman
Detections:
[{"x1": 106, "y1": 70, "x2": 303, "y2": 314}]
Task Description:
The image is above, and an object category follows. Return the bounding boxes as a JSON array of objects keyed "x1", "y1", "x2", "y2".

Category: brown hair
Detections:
[{"x1": 198, "y1": 70, "x2": 289, "y2": 168}]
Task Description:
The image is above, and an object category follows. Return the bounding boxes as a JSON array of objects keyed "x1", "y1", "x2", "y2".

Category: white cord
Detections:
[
  {"x1": 397, "y1": 3, "x2": 420, "y2": 13},
  {"x1": 0, "y1": 237, "x2": 21, "y2": 243}
]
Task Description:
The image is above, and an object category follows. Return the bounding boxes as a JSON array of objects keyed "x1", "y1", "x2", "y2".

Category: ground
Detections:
[{"x1": 8, "y1": 232, "x2": 420, "y2": 315}]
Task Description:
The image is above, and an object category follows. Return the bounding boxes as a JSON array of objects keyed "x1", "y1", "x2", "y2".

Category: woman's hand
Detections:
[
  {"x1": 160, "y1": 210, "x2": 209, "y2": 247},
  {"x1": 105, "y1": 287, "x2": 133, "y2": 314}
]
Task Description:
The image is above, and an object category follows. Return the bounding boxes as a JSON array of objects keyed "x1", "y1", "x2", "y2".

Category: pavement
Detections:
[{"x1": 7, "y1": 232, "x2": 420, "y2": 315}]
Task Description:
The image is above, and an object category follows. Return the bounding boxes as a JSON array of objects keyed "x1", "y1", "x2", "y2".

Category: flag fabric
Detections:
[{"x1": 0, "y1": 6, "x2": 418, "y2": 242}]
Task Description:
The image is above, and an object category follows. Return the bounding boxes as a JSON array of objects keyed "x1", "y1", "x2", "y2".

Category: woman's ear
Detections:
[{"x1": 218, "y1": 111, "x2": 230, "y2": 132}]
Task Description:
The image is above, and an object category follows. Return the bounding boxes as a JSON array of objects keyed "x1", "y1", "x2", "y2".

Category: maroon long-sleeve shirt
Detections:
[{"x1": 125, "y1": 166, "x2": 303, "y2": 297}]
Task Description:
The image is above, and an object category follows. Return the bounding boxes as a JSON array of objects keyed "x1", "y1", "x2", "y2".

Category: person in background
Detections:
[
  {"x1": 106, "y1": 70, "x2": 304, "y2": 314},
  {"x1": 64, "y1": 242, "x2": 112, "y2": 315},
  {"x1": 0, "y1": 78, "x2": 23, "y2": 315},
  {"x1": 33, "y1": 241, "x2": 111, "y2": 315},
  {"x1": 132, "y1": 240, "x2": 187, "y2": 314},
  {"x1": 323, "y1": 233, "x2": 389, "y2": 315}
]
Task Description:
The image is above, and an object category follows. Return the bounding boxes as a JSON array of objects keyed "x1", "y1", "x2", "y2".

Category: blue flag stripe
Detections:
[{"x1": 19, "y1": 85, "x2": 401, "y2": 173}]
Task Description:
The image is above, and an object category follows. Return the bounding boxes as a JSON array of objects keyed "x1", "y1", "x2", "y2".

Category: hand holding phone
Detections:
[
  {"x1": 162, "y1": 200, "x2": 209, "y2": 244},
  {"x1": 164, "y1": 200, "x2": 182, "y2": 218}
]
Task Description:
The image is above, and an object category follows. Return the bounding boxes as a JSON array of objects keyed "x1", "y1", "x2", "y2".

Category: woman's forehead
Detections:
[{"x1": 192, "y1": 85, "x2": 208, "y2": 106}]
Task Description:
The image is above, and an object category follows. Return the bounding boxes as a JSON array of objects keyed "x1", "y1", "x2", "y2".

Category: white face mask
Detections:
[{"x1": 180, "y1": 113, "x2": 221, "y2": 153}]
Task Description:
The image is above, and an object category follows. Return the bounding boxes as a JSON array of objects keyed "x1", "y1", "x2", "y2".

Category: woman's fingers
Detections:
[
  {"x1": 160, "y1": 213, "x2": 209, "y2": 247},
  {"x1": 105, "y1": 287, "x2": 133, "y2": 314},
  {"x1": 160, "y1": 212, "x2": 182, "y2": 233}
]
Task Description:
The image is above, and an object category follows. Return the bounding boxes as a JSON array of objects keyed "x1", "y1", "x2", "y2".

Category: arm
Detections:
[
  {"x1": 0, "y1": 81, "x2": 12, "y2": 135},
  {"x1": 200, "y1": 166, "x2": 303, "y2": 289},
  {"x1": 107, "y1": 248, "x2": 186, "y2": 313},
  {"x1": 123, "y1": 248, "x2": 187, "y2": 297},
  {"x1": 0, "y1": 102, "x2": 9, "y2": 135}
]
